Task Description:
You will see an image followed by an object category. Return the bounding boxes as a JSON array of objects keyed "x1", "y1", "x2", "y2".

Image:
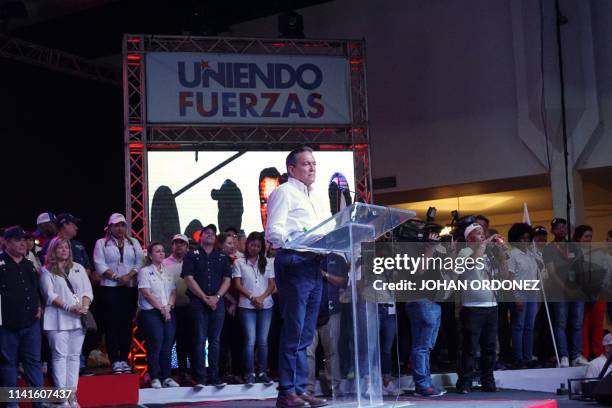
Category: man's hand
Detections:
[
  {"x1": 36, "y1": 306, "x2": 42, "y2": 319},
  {"x1": 118, "y1": 274, "x2": 132, "y2": 286},
  {"x1": 203, "y1": 295, "x2": 218, "y2": 310}
]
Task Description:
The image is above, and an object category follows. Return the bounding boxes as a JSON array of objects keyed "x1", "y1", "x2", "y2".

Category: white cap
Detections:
[
  {"x1": 36, "y1": 212, "x2": 54, "y2": 225},
  {"x1": 464, "y1": 223, "x2": 484, "y2": 240},
  {"x1": 172, "y1": 234, "x2": 189, "y2": 244},
  {"x1": 107, "y1": 213, "x2": 127, "y2": 226},
  {"x1": 603, "y1": 333, "x2": 612, "y2": 346}
]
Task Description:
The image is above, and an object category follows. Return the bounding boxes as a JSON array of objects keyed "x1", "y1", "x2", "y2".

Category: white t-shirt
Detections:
[
  {"x1": 585, "y1": 354, "x2": 612, "y2": 378},
  {"x1": 138, "y1": 264, "x2": 176, "y2": 310},
  {"x1": 232, "y1": 256, "x2": 275, "y2": 309}
]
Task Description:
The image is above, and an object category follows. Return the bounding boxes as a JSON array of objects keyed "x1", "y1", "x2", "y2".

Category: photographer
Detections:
[{"x1": 455, "y1": 223, "x2": 509, "y2": 394}]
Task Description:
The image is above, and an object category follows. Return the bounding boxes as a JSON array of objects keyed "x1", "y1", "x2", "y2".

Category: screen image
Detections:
[{"x1": 147, "y1": 150, "x2": 355, "y2": 247}]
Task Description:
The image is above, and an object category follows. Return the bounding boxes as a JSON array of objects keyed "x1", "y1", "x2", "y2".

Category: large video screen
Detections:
[{"x1": 147, "y1": 150, "x2": 355, "y2": 247}]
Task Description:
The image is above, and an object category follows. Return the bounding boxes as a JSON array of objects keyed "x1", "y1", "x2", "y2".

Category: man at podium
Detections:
[{"x1": 265, "y1": 146, "x2": 329, "y2": 408}]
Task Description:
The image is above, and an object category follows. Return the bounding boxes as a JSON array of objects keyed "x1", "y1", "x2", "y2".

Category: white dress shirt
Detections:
[
  {"x1": 232, "y1": 256, "x2": 275, "y2": 309},
  {"x1": 138, "y1": 263, "x2": 176, "y2": 310},
  {"x1": 40, "y1": 262, "x2": 94, "y2": 331},
  {"x1": 265, "y1": 176, "x2": 328, "y2": 249},
  {"x1": 93, "y1": 236, "x2": 144, "y2": 287},
  {"x1": 162, "y1": 255, "x2": 189, "y2": 307}
]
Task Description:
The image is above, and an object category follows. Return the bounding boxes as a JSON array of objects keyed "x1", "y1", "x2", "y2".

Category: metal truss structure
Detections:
[
  {"x1": 0, "y1": 33, "x2": 120, "y2": 85},
  {"x1": 123, "y1": 34, "x2": 371, "y2": 373}
]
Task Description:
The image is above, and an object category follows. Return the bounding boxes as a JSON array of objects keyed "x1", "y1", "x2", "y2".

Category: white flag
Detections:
[{"x1": 523, "y1": 202, "x2": 531, "y2": 225}]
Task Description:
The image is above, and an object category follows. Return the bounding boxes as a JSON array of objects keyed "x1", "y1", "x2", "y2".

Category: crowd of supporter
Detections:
[{"x1": 0, "y1": 210, "x2": 611, "y2": 405}]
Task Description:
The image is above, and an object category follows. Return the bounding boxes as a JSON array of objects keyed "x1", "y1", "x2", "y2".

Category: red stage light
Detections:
[{"x1": 127, "y1": 54, "x2": 141, "y2": 61}]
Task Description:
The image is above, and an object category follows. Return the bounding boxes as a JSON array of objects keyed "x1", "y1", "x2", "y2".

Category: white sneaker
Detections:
[
  {"x1": 163, "y1": 378, "x2": 180, "y2": 387},
  {"x1": 382, "y1": 380, "x2": 398, "y2": 396},
  {"x1": 121, "y1": 361, "x2": 132, "y2": 373},
  {"x1": 572, "y1": 355, "x2": 589, "y2": 366},
  {"x1": 111, "y1": 361, "x2": 123, "y2": 374},
  {"x1": 151, "y1": 378, "x2": 162, "y2": 389},
  {"x1": 68, "y1": 396, "x2": 80, "y2": 408},
  {"x1": 560, "y1": 356, "x2": 570, "y2": 368}
]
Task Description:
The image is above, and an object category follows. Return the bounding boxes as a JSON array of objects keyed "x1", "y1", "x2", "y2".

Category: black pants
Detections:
[
  {"x1": 219, "y1": 311, "x2": 243, "y2": 378},
  {"x1": 99, "y1": 286, "x2": 138, "y2": 363},
  {"x1": 457, "y1": 306, "x2": 498, "y2": 389},
  {"x1": 174, "y1": 305, "x2": 194, "y2": 372},
  {"x1": 497, "y1": 302, "x2": 512, "y2": 363}
]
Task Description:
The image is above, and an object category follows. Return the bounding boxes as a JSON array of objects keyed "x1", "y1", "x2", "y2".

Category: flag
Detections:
[{"x1": 522, "y1": 202, "x2": 531, "y2": 225}]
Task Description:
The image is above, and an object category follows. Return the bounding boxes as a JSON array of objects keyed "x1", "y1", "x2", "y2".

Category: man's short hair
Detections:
[
  {"x1": 286, "y1": 146, "x2": 313, "y2": 168},
  {"x1": 551, "y1": 217, "x2": 567, "y2": 228}
]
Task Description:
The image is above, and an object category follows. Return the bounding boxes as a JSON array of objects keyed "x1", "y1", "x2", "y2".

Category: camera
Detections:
[{"x1": 393, "y1": 207, "x2": 444, "y2": 243}]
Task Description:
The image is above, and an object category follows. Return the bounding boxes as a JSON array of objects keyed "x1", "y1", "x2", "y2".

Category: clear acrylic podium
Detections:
[{"x1": 285, "y1": 203, "x2": 415, "y2": 406}]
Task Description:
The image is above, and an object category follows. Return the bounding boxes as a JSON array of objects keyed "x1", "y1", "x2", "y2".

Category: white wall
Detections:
[{"x1": 232, "y1": 0, "x2": 612, "y2": 193}]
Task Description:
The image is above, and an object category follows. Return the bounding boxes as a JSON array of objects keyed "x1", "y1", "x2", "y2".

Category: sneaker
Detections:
[
  {"x1": 163, "y1": 377, "x2": 180, "y2": 387},
  {"x1": 414, "y1": 387, "x2": 445, "y2": 397},
  {"x1": 111, "y1": 361, "x2": 123, "y2": 374},
  {"x1": 193, "y1": 382, "x2": 206, "y2": 390},
  {"x1": 560, "y1": 356, "x2": 570, "y2": 368},
  {"x1": 151, "y1": 379, "x2": 162, "y2": 389},
  {"x1": 210, "y1": 379, "x2": 227, "y2": 388},
  {"x1": 246, "y1": 373, "x2": 256, "y2": 386},
  {"x1": 382, "y1": 379, "x2": 399, "y2": 396},
  {"x1": 435, "y1": 386, "x2": 447, "y2": 395},
  {"x1": 258, "y1": 372, "x2": 274, "y2": 385},
  {"x1": 68, "y1": 397, "x2": 81, "y2": 408},
  {"x1": 572, "y1": 355, "x2": 589, "y2": 366},
  {"x1": 121, "y1": 361, "x2": 132, "y2": 373}
]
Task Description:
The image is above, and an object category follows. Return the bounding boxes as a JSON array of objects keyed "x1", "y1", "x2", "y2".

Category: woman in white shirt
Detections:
[
  {"x1": 138, "y1": 242, "x2": 178, "y2": 389},
  {"x1": 232, "y1": 232, "x2": 275, "y2": 385},
  {"x1": 507, "y1": 223, "x2": 540, "y2": 368},
  {"x1": 40, "y1": 237, "x2": 93, "y2": 408},
  {"x1": 93, "y1": 213, "x2": 144, "y2": 374}
]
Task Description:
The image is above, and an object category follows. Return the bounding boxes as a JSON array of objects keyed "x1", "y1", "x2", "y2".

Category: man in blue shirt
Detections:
[{"x1": 181, "y1": 224, "x2": 231, "y2": 389}]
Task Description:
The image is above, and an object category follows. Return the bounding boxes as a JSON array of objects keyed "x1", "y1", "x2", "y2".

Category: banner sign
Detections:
[{"x1": 145, "y1": 52, "x2": 352, "y2": 125}]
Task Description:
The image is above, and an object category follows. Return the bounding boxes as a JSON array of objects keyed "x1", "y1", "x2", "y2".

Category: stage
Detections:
[
  {"x1": 125, "y1": 367, "x2": 593, "y2": 408},
  {"x1": 137, "y1": 390, "x2": 587, "y2": 408}
]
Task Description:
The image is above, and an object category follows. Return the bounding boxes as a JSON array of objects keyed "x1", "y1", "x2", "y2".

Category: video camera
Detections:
[{"x1": 392, "y1": 208, "x2": 477, "y2": 243}]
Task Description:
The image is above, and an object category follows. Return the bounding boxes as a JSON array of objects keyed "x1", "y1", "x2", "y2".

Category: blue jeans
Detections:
[
  {"x1": 378, "y1": 306, "x2": 397, "y2": 376},
  {"x1": 239, "y1": 307, "x2": 273, "y2": 374},
  {"x1": 551, "y1": 302, "x2": 584, "y2": 359},
  {"x1": 275, "y1": 250, "x2": 322, "y2": 396},
  {"x1": 191, "y1": 301, "x2": 225, "y2": 383},
  {"x1": 140, "y1": 309, "x2": 176, "y2": 381},
  {"x1": 405, "y1": 301, "x2": 441, "y2": 390},
  {"x1": 511, "y1": 302, "x2": 538, "y2": 362},
  {"x1": 0, "y1": 322, "x2": 43, "y2": 408}
]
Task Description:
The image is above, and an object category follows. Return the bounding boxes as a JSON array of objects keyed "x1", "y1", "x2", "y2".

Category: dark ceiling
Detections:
[{"x1": 4, "y1": 0, "x2": 332, "y2": 58}]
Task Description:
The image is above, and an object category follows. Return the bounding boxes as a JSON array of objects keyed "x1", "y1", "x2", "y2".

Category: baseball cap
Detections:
[
  {"x1": 56, "y1": 213, "x2": 81, "y2": 227},
  {"x1": 37, "y1": 212, "x2": 56, "y2": 225},
  {"x1": 3, "y1": 226, "x2": 26, "y2": 241},
  {"x1": 107, "y1": 213, "x2": 127, "y2": 225},
  {"x1": 464, "y1": 223, "x2": 484, "y2": 240},
  {"x1": 551, "y1": 217, "x2": 567, "y2": 227},
  {"x1": 603, "y1": 333, "x2": 612, "y2": 347},
  {"x1": 201, "y1": 224, "x2": 217, "y2": 234},
  {"x1": 533, "y1": 226, "x2": 548, "y2": 236},
  {"x1": 172, "y1": 234, "x2": 189, "y2": 244}
]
